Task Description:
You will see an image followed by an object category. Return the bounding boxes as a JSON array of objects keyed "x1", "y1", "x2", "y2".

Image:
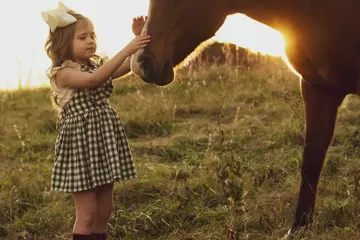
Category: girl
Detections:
[{"x1": 42, "y1": 2, "x2": 150, "y2": 240}]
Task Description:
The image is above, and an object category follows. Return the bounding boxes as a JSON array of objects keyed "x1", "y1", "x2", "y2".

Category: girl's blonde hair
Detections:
[
  {"x1": 45, "y1": 11, "x2": 102, "y2": 68},
  {"x1": 44, "y1": 11, "x2": 102, "y2": 108},
  {"x1": 45, "y1": 11, "x2": 83, "y2": 68}
]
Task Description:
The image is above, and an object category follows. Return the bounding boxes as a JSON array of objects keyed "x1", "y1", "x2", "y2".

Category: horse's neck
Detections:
[{"x1": 229, "y1": 0, "x2": 309, "y2": 38}]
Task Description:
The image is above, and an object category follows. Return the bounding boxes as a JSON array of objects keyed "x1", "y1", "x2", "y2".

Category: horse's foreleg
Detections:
[{"x1": 292, "y1": 79, "x2": 346, "y2": 231}]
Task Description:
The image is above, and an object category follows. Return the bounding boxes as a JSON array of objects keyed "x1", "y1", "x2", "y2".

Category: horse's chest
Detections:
[
  {"x1": 295, "y1": 2, "x2": 360, "y2": 92},
  {"x1": 284, "y1": 20, "x2": 360, "y2": 94},
  {"x1": 285, "y1": 39, "x2": 359, "y2": 94}
]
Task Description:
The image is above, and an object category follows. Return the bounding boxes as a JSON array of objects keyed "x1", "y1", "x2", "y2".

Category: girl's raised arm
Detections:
[{"x1": 56, "y1": 35, "x2": 150, "y2": 88}]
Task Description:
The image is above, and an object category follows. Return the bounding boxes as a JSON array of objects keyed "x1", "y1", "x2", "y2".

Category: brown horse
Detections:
[{"x1": 130, "y1": 0, "x2": 360, "y2": 234}]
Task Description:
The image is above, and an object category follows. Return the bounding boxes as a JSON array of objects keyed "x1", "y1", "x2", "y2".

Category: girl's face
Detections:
[{"x1": 72, "y1": 19, "x2": 97, "y2": 65}]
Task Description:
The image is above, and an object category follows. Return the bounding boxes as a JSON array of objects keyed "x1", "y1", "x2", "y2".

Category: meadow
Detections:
[{"x1": 1, "y1": 52, "x2": 360, "y2": 240}]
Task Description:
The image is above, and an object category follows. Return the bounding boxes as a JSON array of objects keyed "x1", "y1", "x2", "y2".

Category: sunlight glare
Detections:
[{"x1": 215, "y1": 14, "x2": 286, "y2": 57}]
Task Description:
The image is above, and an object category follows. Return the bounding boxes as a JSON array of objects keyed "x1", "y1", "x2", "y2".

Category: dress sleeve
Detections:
[
  {"x1": 47, "y1": 60, "x2": 81, "y2": 81},
  {"x1": 47, "y1": 60, "x2": 81, "y2": 108}
]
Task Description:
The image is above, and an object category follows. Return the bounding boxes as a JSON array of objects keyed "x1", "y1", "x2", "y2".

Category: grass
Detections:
[{"x1": 1, "y1": 56, "x2": 360, "y2": 239}]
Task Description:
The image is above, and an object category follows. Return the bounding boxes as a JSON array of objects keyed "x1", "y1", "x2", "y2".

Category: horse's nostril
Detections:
[
  {"x1": 139, "y1": 55, "x2": 154, "y2": 81},
  {"x1": 143, "y1": 57, "x2": 153, "y2": 76}
]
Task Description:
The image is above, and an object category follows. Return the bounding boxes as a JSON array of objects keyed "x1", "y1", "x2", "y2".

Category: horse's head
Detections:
[{"x1": 130, "y1": 0, "x2": 231, "y2": 86}]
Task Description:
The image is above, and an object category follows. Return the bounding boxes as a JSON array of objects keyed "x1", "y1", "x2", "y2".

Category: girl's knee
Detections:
[
  {"x1": 97, "y1": 206, "x2": 113, "y2": 222},
  {"x1": 77, "y1": 211, "x2": 97, "y2": 228}
]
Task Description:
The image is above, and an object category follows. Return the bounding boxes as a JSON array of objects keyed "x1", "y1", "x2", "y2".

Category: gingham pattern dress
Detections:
[{"x1": 50, "y1": 60, "x2": 137, "y2": 192}]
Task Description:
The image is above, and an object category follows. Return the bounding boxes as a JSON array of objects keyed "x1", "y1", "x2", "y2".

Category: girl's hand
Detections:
[
  {"x1": 132, "y1": 16, "x2": 147, "y2": 36},
  {"x1": 123, "y1": 35, "x2": 151, "y2": 56}
]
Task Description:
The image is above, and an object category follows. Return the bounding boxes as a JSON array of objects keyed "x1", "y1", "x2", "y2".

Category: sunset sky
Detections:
[{"x1": 0, "y1": 0, "x2": 285, "y2": 90}]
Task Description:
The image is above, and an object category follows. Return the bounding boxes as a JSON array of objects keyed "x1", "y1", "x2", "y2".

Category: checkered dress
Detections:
[{"x1": 51, "y1": 60, "x2": 137, "y2": 192}]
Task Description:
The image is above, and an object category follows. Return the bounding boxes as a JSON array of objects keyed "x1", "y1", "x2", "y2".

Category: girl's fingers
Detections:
[
  {"x1": 136, "y1": 40, "x2": 150, "y2": 46},
  {"x1": 138, "y1": 34, "x2": 151, "y2": 38},
  {"x1": 136, "y1": 41, "x2": 149, "y2": 46},
  {"x1": 136, "y1": 37, "x2": 151, "y2": 41},
  {"x1": 134, "y1": 44, "x2": 148, "y2": 50},
  {"x1": 136, "y1": 44, "x2": 149, "y2": 48},
  {"x1": 137, "y1": 34, "x2": 150, "y2": 38},
  {"x1": 133, "y1": 15, "x2": 146, "y2": 23},
  {"x1": 132, "y1": 35, "x2": 150, "y2": 46}
]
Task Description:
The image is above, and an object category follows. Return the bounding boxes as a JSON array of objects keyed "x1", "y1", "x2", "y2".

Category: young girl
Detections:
[{"x1": 42, "y1": 2, "x2": 150, "y2": 240}]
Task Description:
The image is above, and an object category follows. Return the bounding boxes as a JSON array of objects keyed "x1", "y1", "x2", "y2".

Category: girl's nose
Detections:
[{"x1": 87, "y1": 37, "x2": 95, "y2": 44}]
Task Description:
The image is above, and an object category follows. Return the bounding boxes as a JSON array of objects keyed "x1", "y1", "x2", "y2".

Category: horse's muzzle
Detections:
[{"x1": 131, "y1": 51, "x2": 174, "y2": 86}]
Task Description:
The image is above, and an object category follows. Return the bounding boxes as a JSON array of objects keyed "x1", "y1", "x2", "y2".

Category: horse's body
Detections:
[{"x1": 130, "y1": 0, "x2": 360, "y2": 234}]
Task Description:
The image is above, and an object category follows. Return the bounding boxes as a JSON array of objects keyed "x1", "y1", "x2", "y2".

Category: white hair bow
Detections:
[{"x1": 41, "y1": 2, "x2": 77, "y2": 32}]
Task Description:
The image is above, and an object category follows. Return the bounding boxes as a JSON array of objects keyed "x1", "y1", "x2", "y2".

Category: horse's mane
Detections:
[{"x1": 175, "y1": 37, "x2": 217, "y2": 70}]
